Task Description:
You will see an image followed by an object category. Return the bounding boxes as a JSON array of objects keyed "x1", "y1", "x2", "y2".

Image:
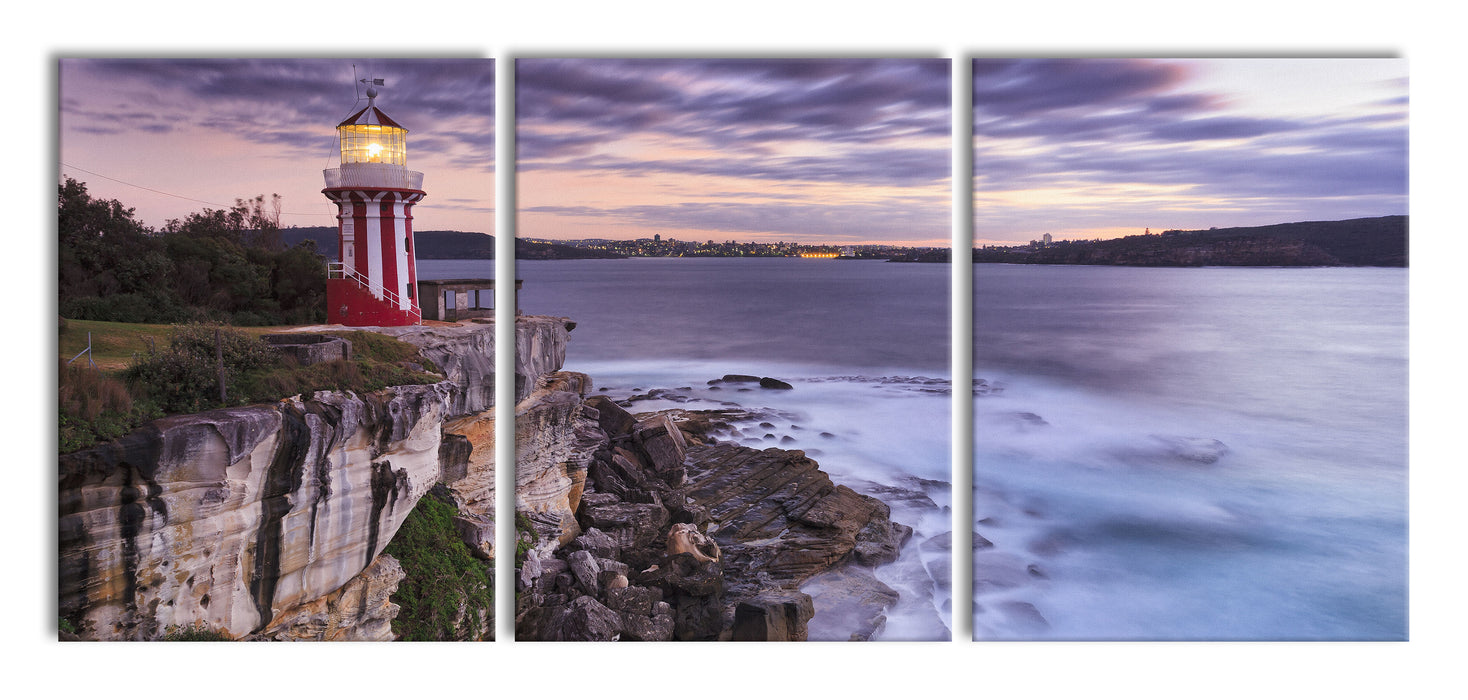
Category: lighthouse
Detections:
[{"x1": 323, "y1": 81, "x2": 425, "y2": 326}]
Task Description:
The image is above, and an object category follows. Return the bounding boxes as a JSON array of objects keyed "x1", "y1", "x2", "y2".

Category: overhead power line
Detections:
[{"x1": 59, "y1": 162, "x2": 327, "y2": 218}]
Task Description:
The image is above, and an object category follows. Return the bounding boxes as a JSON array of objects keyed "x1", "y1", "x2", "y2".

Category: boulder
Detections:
[
  {"x1": 566, "y1": 550, "x2": 602, "y2": 596},
  {"x1": 585, "y1": 395, "x2": 636, "y2": 437},
  {"x1": 632, "y1": 414, "x2": 688, "y2": 483},
  {"x1": 799, "y1": 566, "x2": 899, "y2": 641},
  {"x1": 731, "y1": 591, "x2": 814, "y2": 641},
  {"x1": 568, "y1": 527, "x2": 621, "y2": 560},
  {"x1": 1152, "y1": 435, "x2": 1230, "y2": 464},
  {"x1": 541, "y1": 596, "x2": 622, "y2": 641}
]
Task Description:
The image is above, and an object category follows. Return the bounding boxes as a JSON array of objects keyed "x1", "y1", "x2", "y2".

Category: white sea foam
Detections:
[
  {"x1": 972, "y1": 265, "x2": 1408, "y2": 640},
  {"x1": 580, "y1": 361, "x2": 954, "y2": 641}
]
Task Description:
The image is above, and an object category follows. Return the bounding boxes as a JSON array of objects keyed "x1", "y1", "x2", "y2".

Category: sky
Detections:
[
  {"x1": 516, "y1": 59, "x2": 952, "y2": 247},
  {"x1": 59, "y1": 58, "x2": 495, "y2": 233},
  {"x1": 972, "y1": 58, "x2": 1409, "y2": 246}
]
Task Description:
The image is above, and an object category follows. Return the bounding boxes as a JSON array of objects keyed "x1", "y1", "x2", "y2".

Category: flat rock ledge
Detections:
[{"x1": 515, "y1": 401, "x2": 911, "y2": 641}]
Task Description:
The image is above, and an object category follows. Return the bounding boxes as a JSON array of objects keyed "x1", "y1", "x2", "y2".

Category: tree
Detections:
[
  {"x1": 61, "y1": 179, "x2": 324, "y2": 325},
  {"x1": 58, "y1": 177, "x2": 170, "y2": 299}
]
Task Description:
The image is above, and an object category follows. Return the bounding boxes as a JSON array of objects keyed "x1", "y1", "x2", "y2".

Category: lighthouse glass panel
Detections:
[{"x1": 339, "y1": 123, "x2": 407, "y2": 166}]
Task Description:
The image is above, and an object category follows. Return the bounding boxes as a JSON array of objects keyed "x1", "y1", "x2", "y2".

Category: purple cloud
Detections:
[
  {"x1": 62, "y1": 58, "x2": 495, "y2": 169},
  {"x1": 972, "y1": 58, "x2": 1408, "y2": 238}
]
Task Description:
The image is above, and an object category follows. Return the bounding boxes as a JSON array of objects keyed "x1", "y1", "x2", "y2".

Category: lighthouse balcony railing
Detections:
[
  {"x1": 323, "y1": 164, "x2": 424, "y2": 190},
  {"x1": 328, "y1": 262, "x2": 421, "y2": 325}
]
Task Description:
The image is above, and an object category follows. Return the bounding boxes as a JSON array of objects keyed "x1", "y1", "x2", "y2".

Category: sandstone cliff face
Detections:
[
  {"x1": 59, "y1": 382, "x2": 453, "y2": 640},
  {"x1": 417, "y1": 317, "x2": 579, "y2": 558},
  {"x1": 375, "y1": 316, "x2": 572, "y2": 413},
  {"x1": 514, "y1": 371, "x2": 601, "y2": 546},
  {"x1": 244, "y1": 553, "x2": 406, "y2": 641},
  {"x1": 59, "y1": 318, "x2": 575, "y2": 640},
  {"x1": 511, "y1": 316, "x2": 573, "y2": 402}
]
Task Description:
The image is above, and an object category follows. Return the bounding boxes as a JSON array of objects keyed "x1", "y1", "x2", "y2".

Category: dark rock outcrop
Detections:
[{"x1": 514, "y1": 397, "x2": 910, "y2": 642}]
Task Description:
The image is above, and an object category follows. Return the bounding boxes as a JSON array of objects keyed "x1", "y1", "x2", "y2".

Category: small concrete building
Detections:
[{"x1": 417, "y1": 278, "x2": 521, "y2": 321}]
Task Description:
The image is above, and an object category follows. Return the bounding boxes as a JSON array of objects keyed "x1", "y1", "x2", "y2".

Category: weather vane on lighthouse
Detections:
[{"x1": 322, "y1": 76, "x2": 426, "y2": 326}]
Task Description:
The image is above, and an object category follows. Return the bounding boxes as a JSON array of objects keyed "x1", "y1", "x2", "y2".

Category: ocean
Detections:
[
  {"x1": 971, "y1": 264, "x2": 1409, "y2": 640},
  {"x1": 421, "y1": 257, "x2": 955, "y2": 641}
]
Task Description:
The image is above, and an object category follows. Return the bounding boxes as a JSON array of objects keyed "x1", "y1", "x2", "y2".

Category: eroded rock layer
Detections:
[{"x1": 59, "y1": 384, "x2": 453, "y2": 640}]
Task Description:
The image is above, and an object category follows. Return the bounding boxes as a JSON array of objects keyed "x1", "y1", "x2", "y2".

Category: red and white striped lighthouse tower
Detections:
[{"x1": 323, "y1": 81, "x2": 424, "y2": 326}]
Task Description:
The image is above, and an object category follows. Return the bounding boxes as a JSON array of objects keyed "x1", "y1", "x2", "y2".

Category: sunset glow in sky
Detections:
[
  {"x1": 516, "y1": 59, "x2": 952, "y2": 247},
  {"x1": 59, "y1": 58, "x2": 495, "y2": 233},
  {"x1": 973, "y1": 58, "x2": 1409, "y2": 246},
  {"x1": 56, "y1": 58, "x2": 1409, "y2": 249}
]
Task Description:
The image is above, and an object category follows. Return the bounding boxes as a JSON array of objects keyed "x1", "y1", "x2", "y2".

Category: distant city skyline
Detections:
[
  {"x1": 516, "y1": 59, "x2": 952, "y2": 247},
  {"x1": 973, "y1": 58, "x2": 1409, "y2": 246},
  {"x1": 59, "y1": 58, "x2": 495, "y2": 234}
]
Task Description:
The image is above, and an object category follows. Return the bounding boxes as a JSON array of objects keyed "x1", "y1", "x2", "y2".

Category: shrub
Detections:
[
  {"x1": 515, "y1": 511, "x2": 537, "y2": 569},
  {"x1": 384, "y1": 489, "x2": 493, "y2": 641},
  {"x1": 64, "y1": 323, "x2": 441, "y2": 452},
  {"x1": 58, "y1": 359, "x2": 160, "y2": 454},
  {"x1": 160, "y1": 623, "x2": 231, "y2": 641},
  {"x1": 124, "y1": 323, "x2": 279, "y2": 415},
  {"x1": 331, "y1": 331, "x2": 440, "y2": 372}
]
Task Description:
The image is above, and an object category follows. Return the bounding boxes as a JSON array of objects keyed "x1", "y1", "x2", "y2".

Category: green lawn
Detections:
[{"x1": 59, "y1": 318, "x2": 305, "y2": 371}]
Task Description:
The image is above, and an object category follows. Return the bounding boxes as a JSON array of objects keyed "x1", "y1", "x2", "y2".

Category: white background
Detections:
[{"x1": 13, "y1": 2, "x2": 1463, "y2": 697}]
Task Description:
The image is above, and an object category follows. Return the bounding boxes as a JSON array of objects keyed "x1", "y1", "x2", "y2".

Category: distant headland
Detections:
[
  {"x1": 973, "y1": 216, "x2": 1407, "y2": 267},
  {"x1": 282, "y1": 228, "x2": 949, "y2": 262},
  {"x1": 281, "y1": 227, "x2": 626, "y2": 260}
]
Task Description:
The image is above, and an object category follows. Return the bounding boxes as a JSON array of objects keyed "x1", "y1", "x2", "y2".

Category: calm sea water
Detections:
[
  {"x1": 421, "y1": 257, "x2": 955, "y2": 641},
  {"x1": 972, "y1": 264, "x2": 1409, "y2": 640}
]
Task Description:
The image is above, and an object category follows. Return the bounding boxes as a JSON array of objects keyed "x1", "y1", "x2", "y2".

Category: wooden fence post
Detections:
[{"x1": 216, "y1": 327, "x2": 226, "y2": 404}]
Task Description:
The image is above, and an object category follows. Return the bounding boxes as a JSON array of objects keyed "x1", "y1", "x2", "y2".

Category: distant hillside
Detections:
[
  {"x1": 281, "y1": 228, "x2": 624, "y2": 260},
  {"x1": 514, "y1": 239, "x2": 626, "y2": 260},
  {"x1": 973, "y1": 216, "x2": 1407, "y2": 267}
]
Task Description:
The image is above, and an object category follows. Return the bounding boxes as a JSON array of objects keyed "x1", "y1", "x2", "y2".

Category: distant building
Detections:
[{"x1": 1042, "y1": 233, "x2": 1052, "y2": 245}]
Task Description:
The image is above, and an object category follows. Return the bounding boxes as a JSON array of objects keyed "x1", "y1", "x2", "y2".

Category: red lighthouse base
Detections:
[{"x1": 327, "y1": 278, "x2": 420, "y2": 326}]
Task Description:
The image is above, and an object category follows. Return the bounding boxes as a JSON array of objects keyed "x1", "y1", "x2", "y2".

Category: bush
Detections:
[
  {"x1": 58, "y1": 359, "x2": 160, "y2": 454},
  {"x1": 384, "y1": 489, "x2": 493, "y2": 641},
  {"x1": 60, "y1": 291, "x2": 191, "y2": 325},
  {"x1": 515, "y1": 511, "x2": 537, "y2": 569},
  {"x1": 63, "y1": 323, "x2": 441, "y2": 453},
  {"x1": 331, "y1": 331, "x2": 440, "y2": 371},
  {"x1": 124, "y1": 323, "x2": 279, "y2": 415},
  {"x1": 160, "y1": 623, "x2": 231, "y2": 641}
]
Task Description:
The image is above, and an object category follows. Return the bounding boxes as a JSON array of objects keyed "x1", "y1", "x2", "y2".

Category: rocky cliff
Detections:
[
  {"x1": 511, "y1": 334, "x2": 912, "y2": 641},
  {"x1": 59, "y1": 383, "x2": 452, "y2": 640},
  {"x1": 58, "y1": 313, "x2": 900, "y2": 642},
  {"x1": 58, "y1": 319, "x2": 570, "y2": 641}
]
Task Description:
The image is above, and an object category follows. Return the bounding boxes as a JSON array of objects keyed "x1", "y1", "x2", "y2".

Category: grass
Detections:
[
  {"x1": 59, "y1": 319, "x2": 445, "y2": 453},
  {"x1": 60, "y1": 317, "x2": 300, "y2": 371},
  {"x1": 383, "y1": 488, "x2": 494, "y2": 641}
]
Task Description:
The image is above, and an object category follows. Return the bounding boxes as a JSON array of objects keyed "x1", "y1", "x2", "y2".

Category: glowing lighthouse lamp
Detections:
[{"x1": 323, "y1": 79, "x2": 425, "y2": 326}]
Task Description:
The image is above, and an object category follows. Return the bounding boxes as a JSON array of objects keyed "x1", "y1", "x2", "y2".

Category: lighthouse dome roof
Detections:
[{"x1": 337, "y1": 98, "x2": 406, "y2": 130}]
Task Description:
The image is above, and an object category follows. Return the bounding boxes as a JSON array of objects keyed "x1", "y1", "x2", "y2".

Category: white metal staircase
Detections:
[{"x1": 328, "y1": 262, "x2": 422, "y2": 325}]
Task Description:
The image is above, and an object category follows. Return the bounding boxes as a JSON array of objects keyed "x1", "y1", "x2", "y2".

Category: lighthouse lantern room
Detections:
[{"x1": 323, "y1": 81, "x2": 425, "y2": 326}]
